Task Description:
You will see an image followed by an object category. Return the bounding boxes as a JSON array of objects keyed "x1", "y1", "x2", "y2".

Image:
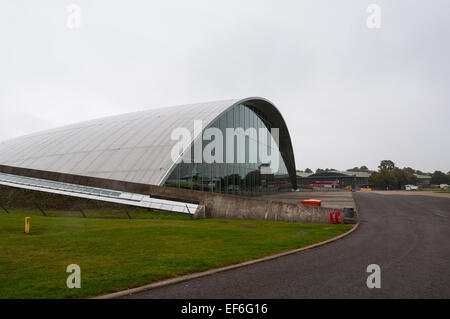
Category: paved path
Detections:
[{"x1": 121, "y1": 192, "x2": 450, "y2": 298}]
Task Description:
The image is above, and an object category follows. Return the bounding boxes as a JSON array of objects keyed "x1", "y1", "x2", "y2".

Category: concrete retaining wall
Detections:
[{"x1": 198, "y1": 195, "x2": 332, "y2": 223}]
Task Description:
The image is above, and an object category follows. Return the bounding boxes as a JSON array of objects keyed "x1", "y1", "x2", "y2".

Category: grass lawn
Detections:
[
  {"x1": 0, "y1": 212, "x2": 351, "y2": 299},
  {"x1": 419, "y1": 189, "x2": 450, "y2": 193},
  {"x1": 4, "y1": 207, "x2": 190, "y2": 220}
]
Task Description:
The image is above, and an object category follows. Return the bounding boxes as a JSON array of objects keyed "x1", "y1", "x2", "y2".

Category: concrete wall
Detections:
[
  {"x1": 198, "y1": 195, "x2": 332, "y2": 223},
  {"x1": 0, "y1": 165, "x2": 336, "y2": 223}
]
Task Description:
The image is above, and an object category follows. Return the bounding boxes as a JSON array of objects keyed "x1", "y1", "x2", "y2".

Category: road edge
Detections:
[{"x1": 94, "y1": 221, "x2": 360, "y2": 299}]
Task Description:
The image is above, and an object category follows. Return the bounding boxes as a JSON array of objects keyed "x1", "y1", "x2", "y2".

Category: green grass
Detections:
[
  {"x1": 0, "y1": 212, "x2": 351, "y2": 299},
  {"x1": 418, "y1": 189, "x2": 450, "y2": 194},
  {"x1": 5, "y1": 208, "x2": 191, "y2": 220}
]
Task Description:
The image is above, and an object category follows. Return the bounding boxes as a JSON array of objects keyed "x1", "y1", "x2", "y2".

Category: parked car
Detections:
[{"x1": 405, "y1": 185, "x2": 419, "y2": 191}]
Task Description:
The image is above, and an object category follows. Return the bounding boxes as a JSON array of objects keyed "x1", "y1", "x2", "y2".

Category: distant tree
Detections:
[
  {"x1": 305, "y1": 168, "x2": 313, "y2": 173},
  {"x1": 369, "y1": 171, "x2": 396, "y2": 189},
  {"x1": 402, "y1": 167, "x2": 430, "y2": 176},
  {"x1": 392, "y1": 168, "x2": 418, "y2": 188},
  {"x1": 315, "y1": 168, "x2": 338, "y2": 173},
  {"x1": 378, "y1": 160, "x2": 395, "y2": 171},
  {"x1": 369, "y1": 161, "x2": 418, "y2": 189},
  {"x1": 347, "y1": 165, "x2": 370, "y2": 172},
  {"x1": 431, "y1": 171, "x2": 450, "y2": 185},
  {"x1": 405, "y1": 170, "x2": 419, "y2": 185}
]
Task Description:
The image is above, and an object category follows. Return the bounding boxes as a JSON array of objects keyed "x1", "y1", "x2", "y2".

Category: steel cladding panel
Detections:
[{"x1": 0, "y1": 100, "x2": 238, "y2": 186}]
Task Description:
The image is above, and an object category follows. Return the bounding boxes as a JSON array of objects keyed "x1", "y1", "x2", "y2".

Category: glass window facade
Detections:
[{"x1": 164, "y1": 104, "x2": 293, "y2": 196}]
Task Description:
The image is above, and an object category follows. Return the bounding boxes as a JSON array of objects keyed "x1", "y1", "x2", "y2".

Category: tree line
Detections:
[
  {"x1": 369, "y1": 160, "x2": 449, "y2": 189},
  {"x1": 298, "y1": 160, "x2": 450, "y2": 189}
]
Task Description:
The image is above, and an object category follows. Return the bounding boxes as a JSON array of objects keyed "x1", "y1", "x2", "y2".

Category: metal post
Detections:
[
  {"x1": 34, "y1": 201, "x2": 47, "y2": 216},
  {"x1": 78, "y1": 206, "x2": 87, "y2": 218},
  {"x1": 0, "y1": 201, "x2": 9, "y2": 213},
  {"x1": 124, "y1": 207, "x2": 131, "y2": 219},
  {"x1": 185, "y1": 204, "x2": 193, "y2": 219},
  {"x1": 25, "y1": 217, "x2": 31, "y2": 234}
]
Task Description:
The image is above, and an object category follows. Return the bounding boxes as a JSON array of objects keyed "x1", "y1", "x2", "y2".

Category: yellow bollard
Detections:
[{"x1": 25, "y1": 217, "x2": 31, "y2": 234}]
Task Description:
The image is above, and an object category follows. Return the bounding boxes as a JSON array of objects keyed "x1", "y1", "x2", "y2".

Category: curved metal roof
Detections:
[{"x1": 0, "y1": 97, "x2": 297, "y2": 188}]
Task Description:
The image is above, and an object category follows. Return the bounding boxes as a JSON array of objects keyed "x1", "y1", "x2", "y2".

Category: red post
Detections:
[{"x1": 330, "y1": 212, "x2": 335, "y2": 224}]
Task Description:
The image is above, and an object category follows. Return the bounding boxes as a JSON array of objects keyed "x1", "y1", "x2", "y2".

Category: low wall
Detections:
[
  {"x1": 0, "y1": 165, "x2": 337, "y2": 223},
  {"x1": 198, "y1": 195, "x2": 332, "y2": 223}
]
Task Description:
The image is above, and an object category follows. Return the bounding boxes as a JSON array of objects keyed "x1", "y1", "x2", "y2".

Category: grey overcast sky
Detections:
[{"x1": 0, "y1": 0, "x2": 449, "y2": 173}]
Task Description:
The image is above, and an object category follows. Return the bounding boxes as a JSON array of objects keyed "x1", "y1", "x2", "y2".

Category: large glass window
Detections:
[{"x1": 164, "y1": 104, "x2": 293, "y2": 196}]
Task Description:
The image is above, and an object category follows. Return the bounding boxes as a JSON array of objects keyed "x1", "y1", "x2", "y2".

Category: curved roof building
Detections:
[{"x1": 0, "y1": 97, "x2": 297, "y2": 197}]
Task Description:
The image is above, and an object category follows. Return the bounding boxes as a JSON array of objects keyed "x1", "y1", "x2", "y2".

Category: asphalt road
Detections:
[{"x1": 121, "y1": 192, "x2": 450, "y2": 299}]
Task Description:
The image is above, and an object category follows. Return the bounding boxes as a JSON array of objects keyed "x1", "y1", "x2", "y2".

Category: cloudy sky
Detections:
[{"x1": 0, "y1": 0, "x2": 449, "y2": 173}]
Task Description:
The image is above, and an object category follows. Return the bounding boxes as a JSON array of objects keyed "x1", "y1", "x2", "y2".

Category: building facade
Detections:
[
  {"x1": 164, "y1": 102, "x2": 294, "y2": 195},
  {"x1": 297, "y1": 171, "x2": 371, "y2": 189}
]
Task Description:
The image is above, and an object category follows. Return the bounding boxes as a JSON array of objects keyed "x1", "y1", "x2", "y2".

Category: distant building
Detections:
[
  {"x1": 414, "y1": 174, "x2": 432, "y2": 186},
  {"x1": 297, "y1": 170, "x2": 371, "y2": 189}
]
